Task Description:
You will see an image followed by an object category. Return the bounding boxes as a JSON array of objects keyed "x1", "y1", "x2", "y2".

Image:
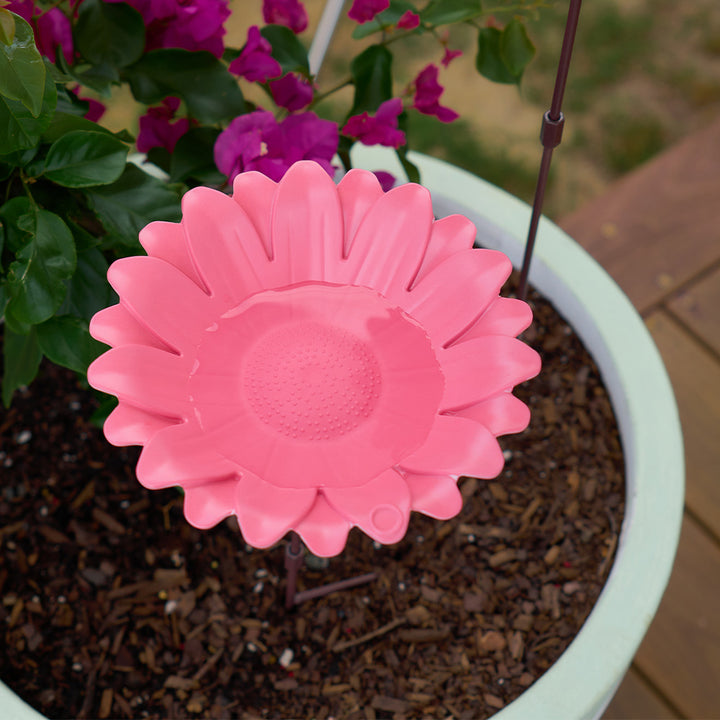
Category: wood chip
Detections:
[
  {"x1": 91, "y1": 508, "x2": 125, "y2": 535},
  {"x1": 371, "y1": 695, "x2": 410, "y2": 713}
]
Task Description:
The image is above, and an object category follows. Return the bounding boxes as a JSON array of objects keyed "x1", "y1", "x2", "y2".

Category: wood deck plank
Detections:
[
  {"x1": 645, "y1": 311, "x2": 720, "y2": 537},
  {"x1": 559, "y1": 117, "x2": 720, "y2": 314},
  {"x1": 667, "y1": 264, "x2": 720, "y2": 357},
  {"x1": 602, "y1": 667, "x2": 679, "y2": 720},
  {"x1": 633, "y1": 515, "x2": 720, "y2": 719}
]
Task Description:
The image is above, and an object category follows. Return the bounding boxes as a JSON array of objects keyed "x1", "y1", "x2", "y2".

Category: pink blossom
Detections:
[
  {"x1": 229, "y1": 26, "x2": 282, "y2": 83},
  {"x1": 342, "y1": 98, "x2": 406, "y2": 148},
  {"x1": 373, "y1": 170, "x2": 396, "y2": 191},
  {"x1": 262, "y1": 0, "x2": 308, "y2": 34},
  {"x1": 348, "y1": 0, "x2": 389, "y2": 24},
  {"x1": 214, "y1": 110, "x2": 338, "y2": 183},
  {"x1": 108, "y1": 0, "x2": 230, "y2": 57},
  {"x1": 441, "y1": 47, "x2": 463, "y2": 67},
  {"x1": 270, "y1": 73, "x2": 313, "y2": 112},
  {"x1": 6, "y1": 1, "x2": 73, "y2": 64},
  {"x1": 412, "y1": 64, "x2": 459, "y2": 123},
  {"x1": 137, "y1": 97, "x2": 190, "y2": 154},
  {"x1": 89, "y1": 163, "x2": 540, "y2": 556},
  {"x1": 72, "y1": 88, "x2": 106, "y2": 122},
  {"x1": 397, "y1": 10, "x2": 420, "y2": 30}
]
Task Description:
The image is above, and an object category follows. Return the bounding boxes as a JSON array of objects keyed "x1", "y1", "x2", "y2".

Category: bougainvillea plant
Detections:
[{"x1": 0, "y1": 0, "x2": 542, "y2": 408}]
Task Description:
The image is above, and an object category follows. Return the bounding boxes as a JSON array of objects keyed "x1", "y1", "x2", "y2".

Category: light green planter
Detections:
[
  {"x1": 354, "y1": 147, "x2": 684, "y2": 719},
  {"x1": 0, "y1": 152, "x2": 684, "y2": 720}
]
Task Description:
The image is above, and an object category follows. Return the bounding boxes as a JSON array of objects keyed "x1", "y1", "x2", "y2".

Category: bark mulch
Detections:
[{"x1": 0, "y1": 287, "x2": 625, "y2": 720}]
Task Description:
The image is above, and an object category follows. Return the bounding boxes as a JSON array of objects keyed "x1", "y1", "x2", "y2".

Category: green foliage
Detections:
[
  {"x1": 350, "y1": 45, "x2": 393, "y2": 115},
  {"x1": 0, "y1": 8, "x2": 16, "y2": 46},
  {"x1": 37, "y1": 315, "x2": 105, "y2": 375},
  {"x1": 2, "y1": 324, "x2": 42, "y2": 407},
  {"x1": 43, "y1": 130, "x2": 128, "y2": 187},
  {"x1": 352, "y1": 2, "x2": 420, "y2": 39},
  {"x1": 476, "y1": 21, "x2": 536, "y2": 85},
  {"x1": 421, "y1": 0, "x2": 482, "y2": 26},
  {"x1": 86, "y1": 164, "x2": 182, "y2": 248},
  {"x1": 74, "y1": 0, "x2": 145, "y2": 70},
  {"x1": 260, "y1": 25, "x2": 309, "y2": 74},
  {"x1": 126, "y1": 49, "x2": 245, "y2": 123},
  {"x1": 0, "y1": 13, "x2": 45, "y2": 116}
]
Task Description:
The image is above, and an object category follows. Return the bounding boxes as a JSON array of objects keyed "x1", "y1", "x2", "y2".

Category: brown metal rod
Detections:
[
  {"x1": 284, "y1": 532, "x2": 304, "y2": 610},
  {"x1": 293, "y1": 572, "x2": 378, "y2": 605},
  {"x1": 518, "y1": 0, "x2": 583, "y2": 301}
]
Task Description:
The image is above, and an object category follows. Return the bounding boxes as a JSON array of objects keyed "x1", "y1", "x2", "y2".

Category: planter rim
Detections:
[
  {"x1": 1, "y1": 151, "x2": 685, "y2": 720},
  {"x1": 352, "y1": 147, "x2": 684, "y2": 720}
]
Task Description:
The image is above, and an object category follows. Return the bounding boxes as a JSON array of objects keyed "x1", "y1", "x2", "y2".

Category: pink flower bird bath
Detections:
[{"x1": 87, "y1": 161, "x2": 540, "y2": 603}]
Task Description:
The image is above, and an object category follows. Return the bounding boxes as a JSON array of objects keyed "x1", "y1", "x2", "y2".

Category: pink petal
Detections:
[
  {"x1": 232, "y1": 171, "x2": 277, "y2": 258},
  {"x1": 181, "y1": 186, "x2": 272, "y2": 306},
  {"x1": 184, "y1": 478, "x2": 240, "y2": 529},
  {"x1": 108, "y1": 256, "x2": 218, "y2": 355},
  {"x1": 136, "y1": 421, "x2": 238, "y2": 489},
  {"x1": 340, "y1": 183, "x2": 433, "y2": 301},
  {"x1": 294, "y1": 494, "x2": 351, "y2": 557},
  {"x1": 90, "y1": 304, "x2": 169, "y2": 351},
  {"x1": 269, "y1": 161, "x2": 344, "y2": 283},
  {"x1": 439, "y1": 336, "x2": 541, "y2": 411},
  {"x1": 234, "y1": 473, "x2": 317, "y2": 548},
  {"x1": 405, "y1": 473, "x2": 462, "y2": 519},
  {"x1": 458, "y1": 297, "x2": 533, "y2": 341},
  {"x1": 400, "y1": 415, "x2": 505, "y2": 479},
  {"x1": 336, "y1": 168, "x2": 384, "y2": 258},
  {"x1": 454, "y1": 393, "x2": 531, "y2": 436},
  {"x1": 324, "y1": 469, "x2": 410, "y2": 545},
  {"x1": 139, "y1": 221, "x2": 205, "y2": 289},
  {"x1": 405, "y1": 249, "x2": 512, "y2": 346},
  {"x1": 103, "y1": 402, "x2": 178, "y2": 446},
  {"x1": 88, "y1": 345, "x2": 192, "y2": 419},
  {"x1": 412, "y1": 214, "x2": 476, "y2": 287}
]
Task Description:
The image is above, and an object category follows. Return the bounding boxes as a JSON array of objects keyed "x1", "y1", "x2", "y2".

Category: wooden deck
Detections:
[{"x1": 558, "y1": 117, "x2": 720, "y2": 720}]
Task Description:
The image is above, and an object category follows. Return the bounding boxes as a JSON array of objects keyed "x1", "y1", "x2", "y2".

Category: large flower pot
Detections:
[
  {"x1": 354, "y1": 147, "x2": 684, "y2": 719},
  {"x1": 0, "y1": 151, "x2": 684, "y2": 720}
]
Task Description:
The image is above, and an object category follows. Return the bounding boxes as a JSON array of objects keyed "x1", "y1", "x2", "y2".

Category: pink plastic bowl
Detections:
[{"x1": 88, "y1": 161, "x2": 540, "y2": 556}]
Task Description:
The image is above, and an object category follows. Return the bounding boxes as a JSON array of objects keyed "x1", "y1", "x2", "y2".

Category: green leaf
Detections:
[
  {"x1": 86, "y1": 163, "x2": 181, "y2": 248},
  {"x1": 41, "y1": 111, "x2": 115, "y2": 144},
  {"x1": 0, "y1": 196, "x2": 33, "y2": 254},
  {"x1": 396, "y1": 145, "x2": 420, "y2": 183},
  {"x1": 2, "y1": 324, "x2": 42, "y2": 408},
  {"x1": 421, "y1": 0, "x2": 482, "y2": 26},
  {"x1": 0, "y1": 8, "x2": 16, "y2": 46},
  {"x1": 5, "y1": 208, "x2": 77, "y2": 325},
  {"x1": 0, "y1": 13, "x2": 45, "y2": 116},
  {"x1": 126, "y1": 49, "x2": 245, "y2": 123},
  {"x1": 0, "y1": 69, "x2": 57, "y2": 153},
  {"x1": 350, "y1": 45, "x2": 393, "y2": 116},
  {"x1": 74, "y1": 0, "x2": 145, "y2": 69},
  {"x1": 43, "y1": 130, "x2": 128, "y2": 187},
  {"x1": 499, "y1": 19, "x2": 535, "y2": 79},
  {"x1": 260, "y1": 25, "x2": 309, "y2": 75},
  {"x1": 57, "y1": 247, "x2": 115, "y2": 320},
  {"x1": 169, "y1": 126, "x2": 224, "y2": 184},
  {"x1": 352, "y1": 2, "x2": 419, "y2": 39},
  {"x1": 37, "y1": 315, "x2": 105, "y2": 374},
  {"x1": 476, "y1": 26, "x2": 517, "y2": 84}
]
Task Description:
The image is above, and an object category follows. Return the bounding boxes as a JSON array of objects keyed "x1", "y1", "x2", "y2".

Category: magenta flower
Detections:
[
  {"x1": 441, "y1": 46, "x2": 463, "y2": 67},
  {"x1": 213, "y1": 110, "x2": 338, "y2": 183},
  {"x1": 397, "y1": 10, "x2": 420, "y2": 29},
  {"x1": 88, "y1": 163, "x2": 539, "y2": 556},
  {"x1": 262, "y1": 0, "x2": 308, "y2": 34},
  {"x1": 137, "y1": 97, "x2": 190, "y2": 154},
  {"x1": 269, "y1": 73, "x2": 313, "y2": 112},
  {"x1": 108, "y1": 0, "x2": 230, "y2": 57},
  {"x1": 89, "y1": 164, "x2": 539, "y2": 555},
  {"x1": 7, "y1": 0, "x2": 73, "y2": 64},
  {"x1": 348, "y1": 0, "x2": 389, "y2": 23},
  {"x1": 373, "y1": 170, "x2": 395, "y2": 191},
  {"x1": 342, "y1": 98, "x2": 406, "y2": 148},
  {"x1": 412, "y1": 64, "x2": 459, "y2": 123},
  {"x1": 228, "y1": 25, "x2": 282, "y2": 83}
]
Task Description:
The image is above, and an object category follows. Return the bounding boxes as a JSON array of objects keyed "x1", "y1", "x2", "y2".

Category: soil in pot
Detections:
[{"x1": 0, "y1": 281, "x2": 625, "y2": 720}]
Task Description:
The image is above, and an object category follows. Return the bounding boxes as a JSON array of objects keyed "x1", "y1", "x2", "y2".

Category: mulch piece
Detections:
[{"x1": 0, "y1": 284, "x2": 625, "y2": 720}]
